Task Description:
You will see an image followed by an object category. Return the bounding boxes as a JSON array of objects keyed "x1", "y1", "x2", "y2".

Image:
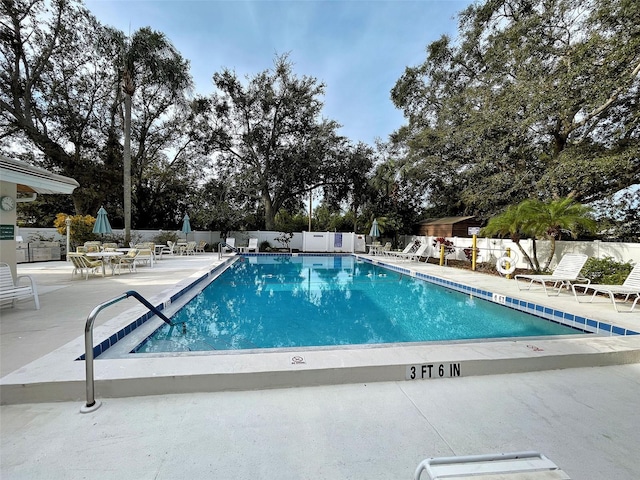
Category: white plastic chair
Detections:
[
  {"x1": 514, "y1": 253, "x2": 589, "y2": 296},
  {"x1": 572, "y1": 262, "x2": 640, "y2": 312},
  {"x1": 246, "y1": 238, "x2": 258, "y2": 252}
]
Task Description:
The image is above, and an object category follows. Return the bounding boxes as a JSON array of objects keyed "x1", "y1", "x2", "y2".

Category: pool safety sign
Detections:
[{"x1": 406, "y1": 363, "x2": 461, "y2": 380}]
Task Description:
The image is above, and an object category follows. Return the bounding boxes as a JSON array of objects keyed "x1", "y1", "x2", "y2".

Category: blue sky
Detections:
[{"x1": 85, "y1": 0, "x2": 474, "y2": 145}]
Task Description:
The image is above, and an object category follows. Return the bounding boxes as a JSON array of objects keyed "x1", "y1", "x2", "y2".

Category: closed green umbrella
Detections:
[
  {"x1": 369, "y1": 218, "x2": 380, "y2": 239},
  {"x1": 92, "y1": 206, "x2": 112, "y2": 235},
  {"x1": 181, "y1": 214, "x2": 192, "y2": 240}
]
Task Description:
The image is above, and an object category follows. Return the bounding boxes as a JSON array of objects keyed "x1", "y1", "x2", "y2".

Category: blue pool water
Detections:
[{"x1": 134, "y1": 255, "x2": 582, "y2": 353}]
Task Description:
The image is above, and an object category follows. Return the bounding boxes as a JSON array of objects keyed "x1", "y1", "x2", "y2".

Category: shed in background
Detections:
[{"x1": 417, "y1": 216, "x2": 483, "y2": 238}]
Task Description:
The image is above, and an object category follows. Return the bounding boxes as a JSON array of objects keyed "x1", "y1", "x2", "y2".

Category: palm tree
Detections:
[
  {"x1": 481, "y1": 204, "x2": 538, "y2": 270},
  {"x1": 117, "y1": 28, "x2": 191, "y2": 243},
  {"x1": 519, "y1": 197, "x2": 596, "y2": 271}
]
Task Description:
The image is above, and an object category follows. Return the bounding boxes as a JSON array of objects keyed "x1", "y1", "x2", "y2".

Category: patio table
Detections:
[{"x1": 86, "y1": 251, "x2": 123, "y2": 276}]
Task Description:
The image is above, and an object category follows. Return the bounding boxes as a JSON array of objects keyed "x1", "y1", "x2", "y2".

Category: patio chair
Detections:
[
  {"x1": 0, "y1": 262, "x2": 40, "y2": 310},
  {"x1": 195, "y1": 240, "x2": 207, "y2": 253},
  {"x1": 68, "y1": 253, "x2": 103, "y2": 280},
  {"x1": 571, "y1": 262, "x2": 640, "y2": 312},
  {"x1": 514, "y1": 253, "x2": 589, "y2": 296},
  {"x1": 246, "y1": 238, "x2": 258, "y2": 252},
  {"x1": 111, "y1": 249, "x2": 139, "y2": 275},
  {"x1": 180, "y1": 241, "x2": 197, "y2": 255},
  {"x1": 133, "y1": 245, "x2": 153, "y2": 266},
  {"x1": 161, "y1": 241, "x2": 176, "y2": 256}
]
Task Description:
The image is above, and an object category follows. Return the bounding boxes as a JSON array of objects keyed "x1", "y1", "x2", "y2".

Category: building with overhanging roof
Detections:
[{"x1": 0, "y1": 155, "x2": 79, "y2": 273}]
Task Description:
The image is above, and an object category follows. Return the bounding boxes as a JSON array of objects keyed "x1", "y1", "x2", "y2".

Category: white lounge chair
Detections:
[
  {"x1": 223, "y1": 237, "x2": 236, "y2": 252},
  {"x1": 572, "y1": 262, "x2": 640, "y2": 312},
  {"x1": 514, "y1": 253, "x2": 589, "y2": 296},
  {"x1": 387, "y1": 241, "x2": 420, "y2": 258},
  {"x1": 0, "y1": 262, "x2": 39, "y2": 310},
  {"x1": 246, "y1": 237, "x2": 258, "y2": 252},
  {"x1": 414, "y1": 451, "x2": 570, "y2": 480},
  {"x1": 395, "y1": 243, "x2": 429, "y2": 262}
]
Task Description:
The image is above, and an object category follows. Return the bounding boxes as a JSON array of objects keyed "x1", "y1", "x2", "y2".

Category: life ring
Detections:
[{"x1": 496, "y1": 256, "x2": 517, "y2": 275}]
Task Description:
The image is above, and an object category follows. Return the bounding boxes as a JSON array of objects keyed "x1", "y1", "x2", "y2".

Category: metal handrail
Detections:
[
  {"x1": 218, "y1": 241, "x2": 238, "y2": 257},
  {"x1": 81, "y1": 290, "x2": 176, "y2": 413}
]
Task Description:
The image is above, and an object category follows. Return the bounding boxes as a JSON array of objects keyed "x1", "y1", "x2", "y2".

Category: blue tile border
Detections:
[
  {"x1": 79, "y1": 254, "x2": 639, "y2": 360},
  {"x1": 77, "y1": 257, "x2": 236, "y2": 360},
  {"x1": 359, "y1": 255, "x2": 639, "y2": 338}
]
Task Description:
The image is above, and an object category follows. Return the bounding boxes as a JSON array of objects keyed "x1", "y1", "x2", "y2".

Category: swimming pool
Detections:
[{"x1": 133, "y1": 255, "x2": 582, "y2": 353}]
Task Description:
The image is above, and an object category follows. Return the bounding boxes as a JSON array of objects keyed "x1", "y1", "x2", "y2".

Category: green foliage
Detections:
[
  {"x1": 259, "y1": 241, "x2": 272, "y2": 252},
  {"x1": 275, "y1": 210, "x2": 308, "y2": 233},
  {"x1": 481, "y1": 197, "x2": 596, "y2": 271},
  {"x1": 391, "y1": 0, "x2": 640, "y2": 218},
  {"x1": 581, "y1": 257, "x2": 635, "y2": 285},
  {"x1": 54, "y1": 213, "x2": 97, "y2": 247},
  {"x1": 204, "y1": 54, "x2": 349, "y2": 230},
  {"x1": 153, "y1": 231, "x2": 180, "y2": 246},
  {"x1": 2, "y1": 1, "x2": 202, "y2": 233}
]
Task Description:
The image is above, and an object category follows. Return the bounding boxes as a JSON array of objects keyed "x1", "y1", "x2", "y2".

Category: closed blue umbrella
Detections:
[
  {"x1": 369, "y1": 218, "x2": 380, "y2": 239},
  {"x1": 181, "y1": 214, "x2": 192, "y2": 239},
  {"x1": 92, "y1": 206, "x2": 112, "y2": 235}
]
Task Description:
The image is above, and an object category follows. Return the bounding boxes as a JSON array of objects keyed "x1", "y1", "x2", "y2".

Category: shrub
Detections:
[
  {"x1": 54, "y1": 213, "x2": 98, "y2": 247},
  {"x1": 581, "y1": 256, "x2": 634, "y2": 285},
  {"x1": 259, "y1": 240, "x2": 271, "y2": 252},
  {"x1": 432, "y1": 237, "x2": 455, "y2": 255},
  {"x1": 153, "y1": 231, "x2": 179, "y2": 246},
  {"x1": 463, "y1": 246, "x2": 480, "y2": 262},
  {"x1": 275, "y1": 232, "x2": 294, "y2": 250}
]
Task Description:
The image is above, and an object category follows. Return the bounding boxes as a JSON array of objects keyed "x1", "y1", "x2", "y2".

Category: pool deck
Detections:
[{"x1": 2, "y1": 253, "x2": 640, "y2": 479}]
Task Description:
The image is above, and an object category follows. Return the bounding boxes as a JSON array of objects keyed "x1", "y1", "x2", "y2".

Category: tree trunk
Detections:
[
  {"x1": 123, "y1": 93, "x2": 132, "y2": 244},
  {"x1": 542, "y1": 237, "x2": 557, "y2": 272},
  {"x1": 513, "y1": 240, "x2": 536, "y2": 271},
  {"x1": 263, "y1": 191, "x2": 275, "y2": 231},
  {"x1": 530, "y1": 238, "x2": 540, "y2": 271}
]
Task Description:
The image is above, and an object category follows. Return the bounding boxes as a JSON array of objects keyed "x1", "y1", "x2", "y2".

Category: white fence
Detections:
[
  {"x1": 15, "y1": 228, "x2": 367, "y2": 253},
  {"x1": 402, "y1": 235, "x2": 640, "y2": 269},
  {"x1": 14, "y1": 227, "x2": 640, "y2": 266}
]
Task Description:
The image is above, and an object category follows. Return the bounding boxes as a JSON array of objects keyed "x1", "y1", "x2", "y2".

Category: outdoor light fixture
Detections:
[{"x1": 65, "y1": 216, "x2": 71, "y2": 260}]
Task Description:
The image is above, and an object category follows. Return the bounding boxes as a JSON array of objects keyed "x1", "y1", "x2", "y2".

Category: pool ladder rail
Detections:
[
  {"x1": 218, "y1": 241, "x2": 238, "y2": 259},
  {"x1": 81, "y1": 290, "x2": 183, "y2": 414}
]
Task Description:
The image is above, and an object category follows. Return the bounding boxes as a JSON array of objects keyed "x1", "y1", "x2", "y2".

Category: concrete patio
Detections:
[{"x1": 1, "y1": 253, "x2": 639, "y2": 479}]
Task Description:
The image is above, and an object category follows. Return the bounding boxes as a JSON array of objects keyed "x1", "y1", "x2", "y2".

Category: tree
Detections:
[
  {"x1": 204, "y1": 54, "x2": 346, "y2": 230},
  {"x1": 483, "y1": 197, "x2": 596, "y2": 272},
  {"x1": 391, "y1": 0, "x2": 640, "y2": 218},
  {"x1": 1, "y1": 1, "x2": 198, "y2": 231},
  {"x1": 482, "y1": 204, "x2": 539, "y2": 271},
  {"x1": 320, "y1": 142, "x2": 376, "y2": 233},
  {"x1": 0, "y1": 0, "x2": 120, "y2": 213},
  {"x1": 116, "y1": 27, "x2": 192, "y2": 242},
  {"x1": 519, "y1": 197, "x2": 597, "y2": 271}
]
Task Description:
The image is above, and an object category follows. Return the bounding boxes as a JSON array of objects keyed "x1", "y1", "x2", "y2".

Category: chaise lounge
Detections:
[
  {"x1": 571, "y1": 262, "x2": 640, "y2": 312},
  {"x1": 514, "y1": 253, "x2": 590, "y2": 296}
]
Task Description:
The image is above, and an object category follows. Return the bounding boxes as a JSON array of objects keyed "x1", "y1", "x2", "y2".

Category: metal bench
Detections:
[{"x1": 0, "y1": 262, "x2": 40, "y2": 310}]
